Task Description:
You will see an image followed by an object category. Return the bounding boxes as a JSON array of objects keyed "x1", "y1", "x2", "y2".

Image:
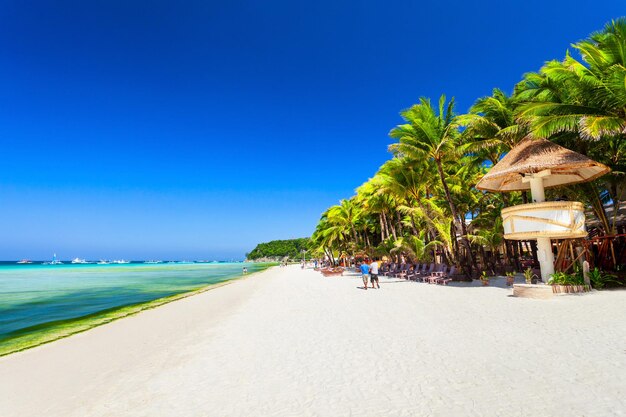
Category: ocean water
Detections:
[{"x1": 0, "y1": 262, "x2": 272, "y2": 353}]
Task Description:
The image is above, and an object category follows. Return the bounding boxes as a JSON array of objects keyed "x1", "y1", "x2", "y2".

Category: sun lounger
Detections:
[
  {"x1": 384, "y1": 263, "x2": 397, "y2": 277},
  {"x1": 426, "y1": 265, "x2": 446, "y2": 284},
  {"x1": 407, "y1": 264, "x2": 423, "y2": 281},
  {"x1": 403, "y1": 263, "x2": 419, "y2": 279},
  {"x1": 416, "y1": 263, "x2": 435, "y2": 282},
  {"x1": 393, "y1": 263, "x2": 411, "y2": 278},
  {"x1": 426, "y1": 266, "x2": 457, "y2": 285},
  {"x1": 436, "y1": 266, "x2": 456, "y2": 285}
]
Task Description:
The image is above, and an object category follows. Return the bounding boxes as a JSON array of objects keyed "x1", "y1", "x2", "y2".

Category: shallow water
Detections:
[{"x1": 0, "y1": 262, "x2": 270, "y2": 344}]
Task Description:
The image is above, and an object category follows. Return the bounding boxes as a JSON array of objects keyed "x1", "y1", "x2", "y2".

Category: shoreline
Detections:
[{"x1": 0, "y1": 264, "x2": 277, "y2": 357}]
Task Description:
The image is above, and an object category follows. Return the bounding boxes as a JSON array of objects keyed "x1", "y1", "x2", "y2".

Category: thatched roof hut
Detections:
[{"x1": 475, "y1": 138, "x2": 610, "y2": 192}]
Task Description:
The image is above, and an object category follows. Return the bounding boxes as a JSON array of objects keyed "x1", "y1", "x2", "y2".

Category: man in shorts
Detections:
[
  {"x1": 370, "y1": 258, "x2": 380, "y2": 289},
  {"x1": 359, "y1": 261, "x2": 371, "y2": 290}
]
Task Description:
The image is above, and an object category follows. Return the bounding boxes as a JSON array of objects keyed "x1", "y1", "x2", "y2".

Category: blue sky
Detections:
[{"x1": 0, "y1": 1, "x2": 623, "y2": 260}]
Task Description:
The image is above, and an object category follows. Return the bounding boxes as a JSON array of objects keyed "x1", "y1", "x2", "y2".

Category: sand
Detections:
[{"x1": 1, "y1": 265, "x2": 625, "y2": 417}]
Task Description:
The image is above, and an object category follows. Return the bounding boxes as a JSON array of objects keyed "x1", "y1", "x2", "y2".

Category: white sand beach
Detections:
[{"x1": 1, "y1": 265, "x2": 625, "y2": 417}]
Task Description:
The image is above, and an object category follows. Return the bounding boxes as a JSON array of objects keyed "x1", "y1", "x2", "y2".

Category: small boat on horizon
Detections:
[
  {"x1": 17, "y1": 259, "x2": 32, "y2": 264},
  {"x1": 97, "y1": 260, "x2": 110, "y2": 264},
  {"x1": 112, "y1": 260, "x2": 130, "y2": 264},
  {"x1": 71, "y1": 258, "x2": 88, "y2": 264},
  {"x1": 144, "y1": 260, "x2": 163, "y2": 264}
]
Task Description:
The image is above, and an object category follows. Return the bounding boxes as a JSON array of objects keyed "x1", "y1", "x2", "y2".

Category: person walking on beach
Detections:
[
  {"x1": 370, "y1": 258, "x2": 380, "y2": 289},
  {"x1": 360, "y1": 261, "x2": 371, "y2": 290}
]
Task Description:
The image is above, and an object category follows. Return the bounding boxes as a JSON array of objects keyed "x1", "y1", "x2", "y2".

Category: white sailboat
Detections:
[{"x1": 43, "y1": 253, "x2": 63, "y2": 265}]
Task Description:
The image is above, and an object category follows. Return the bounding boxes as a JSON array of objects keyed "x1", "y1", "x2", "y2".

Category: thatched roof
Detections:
[{"x1": 476, "y1": 137, "x2": 610, "y2": 192}]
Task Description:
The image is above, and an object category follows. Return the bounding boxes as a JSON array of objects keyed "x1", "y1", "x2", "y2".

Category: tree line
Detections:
[
  {"x1": 311, "y1": 18, "x2": 626, "y2": 278},
  {"x1": 246, "y1": 238, "x2": 311, "y2": 261}
]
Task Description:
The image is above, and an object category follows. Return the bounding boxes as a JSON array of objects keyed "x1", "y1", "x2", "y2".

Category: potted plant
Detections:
[
  {"x1": 480, "y1": 271, "x2": 490, "y2": 286},
  {"x1": 505, "y1": 271, "x2": 516, "y2": 286},
  {"x1": 523, "y1": 268, "x2": 537, "y2": 284}
]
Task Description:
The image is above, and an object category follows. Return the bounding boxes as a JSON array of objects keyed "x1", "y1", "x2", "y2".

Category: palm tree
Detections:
[
  {"x1": 390, "y1": 235, "x2": 442, "y2": 263},
  {"x1": 459, "y1": 88, "x2": 528, "y2": 164},
  {"x1": 377, "y1": 157, "x2": 455, "y2": 263},
  {"x1": 517, "y1": 18, "x2": 626, "y2": 141},
  {"x1": 514, "y1": 18, "x2": 626, "y2": 233},
  {"x1": 354, "y1": 176, "x2": 397, "y2": 243},
  {"x1": 389, "y1": 95, "x2": 476, "y2": 273}
]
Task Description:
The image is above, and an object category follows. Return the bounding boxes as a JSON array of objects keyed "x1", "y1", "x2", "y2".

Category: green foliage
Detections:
[
  {"x1": 523, "y1": 268, "x2": 537, "y2": 284},
  {"x1": 587, "y1": 267, "x2": 620, "y2": 289},
  {"x1": 548, "y1": 268, "x2": 619, "y2": 289},
  {"x1": 548, "y1": 272, "x2": 584, "y2": 286},
  {"x1": 246, "y1": 238, "x2": 311, "y2": 260},
  {"x1": 390, "y1": 235, "x2": 441, "y2": 262}
]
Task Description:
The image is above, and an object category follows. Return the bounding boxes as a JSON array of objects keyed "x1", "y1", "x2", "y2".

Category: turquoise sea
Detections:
[{"x1": 0, "y1": 262, "x2": 272, "y2": 354}]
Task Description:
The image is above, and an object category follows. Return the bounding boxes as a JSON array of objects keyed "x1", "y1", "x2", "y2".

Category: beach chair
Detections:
[
  {"x1": 403, "y1": 263, "x2": 419, "y2": 279},
  {"x1": 435, "y1": 266, "x2": 456, "y2": 285},
  {"x1": 384, "y1": 263, "x2": 397, "y2": 277},
  {"x1": 393, "y1": 263, "x2": 410, "y2": 278},
  {"x1": 413, "y1": 263, "x2": 424, "y2": 278},
  {"x1": 407, "y1": 264, "x2": 422, "y2": 281},
  {"x1": 427, "y1": 265, "x2": 448, "y2": 284},
  {"x1": 416, "y1": 263, "x2": 435, "y2": 282}
]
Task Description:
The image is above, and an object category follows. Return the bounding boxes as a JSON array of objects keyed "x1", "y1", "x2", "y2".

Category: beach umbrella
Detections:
[{"x1": 476, "y1": 137, "x2": 610, "y2": 282}]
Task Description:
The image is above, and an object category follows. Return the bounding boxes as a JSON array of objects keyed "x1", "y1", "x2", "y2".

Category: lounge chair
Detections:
[
  {"x1": 416, "y1": 263, "x2": 435, "y2": 282},
  {"x1": 427, "y1": 265, "x2": 449, "y2": 284},
  {"x1": 417, "y1": 263, "x2": 429, "y2": 275},
  {"x1": 435, "y1": 266, "x2": 457, "y2": 285},
  {"x1": 384, "y1": 263, "x2": 397, "y2": 277},
  {"x1": 426, "y1": 265, "x2": 444, "y2": 284},
  {"x1": 403, "y1": 263, "x2": 419, "y2": 279},
  {"x1": 393, "y1": 263, "x2": 410, "y2": 278},
  {"x1": 407, "y1": 263, "x2": 423, "y2": 281}
]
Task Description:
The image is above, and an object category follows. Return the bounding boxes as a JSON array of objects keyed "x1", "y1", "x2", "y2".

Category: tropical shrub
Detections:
[
  {"x1": 548, "y1": 272, "x2": 584, "y2": 286},
  {"x1": 587, "y1": 268, "x2": 620, "y2": 289},
  {"x1": 523, "y1": 268, "x2": 537, "y2": 284}
]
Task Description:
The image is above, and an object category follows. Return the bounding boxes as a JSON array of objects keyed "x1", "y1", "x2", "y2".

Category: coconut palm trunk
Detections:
[{"x1": 435, "y1": 158, "x2": 475, "y2": 275}]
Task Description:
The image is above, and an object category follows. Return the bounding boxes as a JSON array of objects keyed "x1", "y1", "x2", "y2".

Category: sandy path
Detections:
[{"x1": 1, "y1": 265, "x2": 625, "y2": 417}]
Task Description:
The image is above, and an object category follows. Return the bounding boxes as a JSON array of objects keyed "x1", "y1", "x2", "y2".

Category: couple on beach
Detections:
[{"x1": 360, "y1": 259, "x2": 380, "y2": 290}]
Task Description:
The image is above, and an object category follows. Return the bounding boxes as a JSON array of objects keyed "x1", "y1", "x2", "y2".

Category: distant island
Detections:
[{"x1": 246, "y1": 238, "x2": 311, "y2": 262}]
